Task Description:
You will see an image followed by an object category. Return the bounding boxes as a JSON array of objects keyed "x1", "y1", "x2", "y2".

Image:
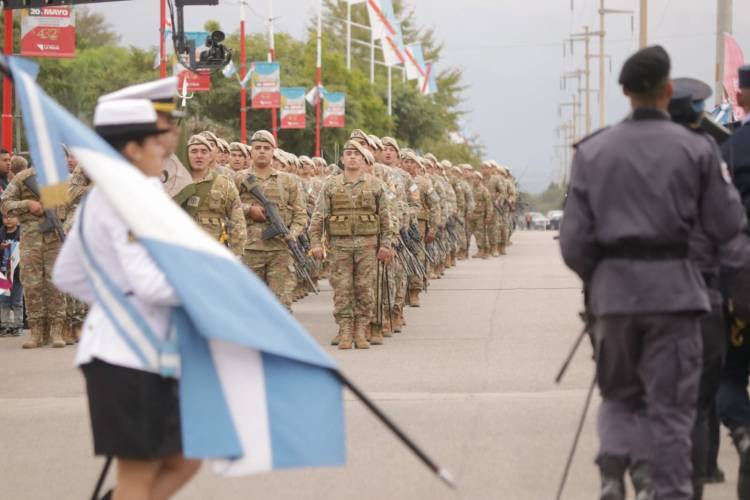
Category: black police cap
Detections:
[
  {"x1": 618, "y1": 45, "x2": 671, "y2": 93},
  {"x1": 672, "y1": 77, "x2": 712, "y2": 103},
  {"x1": 739, "y1": 65, "x2": 750, "y2": 89}
]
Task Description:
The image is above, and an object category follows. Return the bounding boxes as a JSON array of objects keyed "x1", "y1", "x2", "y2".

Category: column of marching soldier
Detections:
[{"x1": 0, "y1": 75, "x2": 519, "y2": 351}]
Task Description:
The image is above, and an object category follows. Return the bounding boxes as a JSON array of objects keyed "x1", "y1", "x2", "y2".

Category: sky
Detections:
[{"x1": 84, "y1": 0, "x2": 750, "y2": 193}]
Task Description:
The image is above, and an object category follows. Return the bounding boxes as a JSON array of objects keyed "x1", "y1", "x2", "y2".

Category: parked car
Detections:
[
  {"x1": 547, "y1": 210, "x2": 564, "y2": 230},
  {"x1": 527, "y1": 212, "x2": 550, "y2": 230}
]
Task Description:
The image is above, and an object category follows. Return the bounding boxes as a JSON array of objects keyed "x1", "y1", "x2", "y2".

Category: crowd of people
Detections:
[{"x1": 0, "y1": 76, "x2": 519, "y2": 352}]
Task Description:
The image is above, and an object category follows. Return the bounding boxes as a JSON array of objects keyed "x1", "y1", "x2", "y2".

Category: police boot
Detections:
[
  {"x1": 22, "y1": 320, "x2": 44, "y2": 349},
  {"x1": 353, "y1": 321, "x2": 370, "y2": 349},
  {"x1": 597, "y1": 455, "x2": 628, "y2": 500},
  {"x1": 370, "y1": 324, "x2": 384, "y2": 345},
  {"x1": 731, "y1": 426, "x2": 750, "y2": 500},
  {"x1": 629, "y1": 460, "x2": 656, "y2": 500},
  {"x1": 408, "y1": 289, "x2": 421, "y2": 308},
  {"x1": 337, "y1": 319, "x2": 354, "y2": 350},
  {"x1": 50, "y1": 321, "x2": 66, "y2": 348}
]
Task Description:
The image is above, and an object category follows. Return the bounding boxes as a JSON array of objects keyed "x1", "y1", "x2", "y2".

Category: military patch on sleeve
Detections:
[
  {"x1": 187, "y1": 196, "x2": 201, "y2": 208},
  {"x1": 721, "y1": 161, "x2": 733, "y2": 184}
]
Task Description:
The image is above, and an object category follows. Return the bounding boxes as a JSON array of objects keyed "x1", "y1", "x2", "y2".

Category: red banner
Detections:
[
  {"x1": 724, "y1": 34, "x2": 746, "y2": 120},
  {"x1": 177, "y1": 69, "x2": 212, "y2": 93},
  {"x1": 20, "y1": 6, "x2": 76, "y2": 58}
]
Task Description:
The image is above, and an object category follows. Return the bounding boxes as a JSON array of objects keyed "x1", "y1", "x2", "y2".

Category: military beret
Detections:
[
  {"x1": 187, "y1": 134, "x2": 214, "y2": 150},
  {"x1": 740, "y1": 65, "x2": 750, "y2": 89},
  {"x1": 229, "y1": 142, "x2": 248, "y2": 156},
  {"x1": 250, "y1": 130, "x2": 277, "y2": 148},
  {"x1": 381, "y1": 136, "x2": 400, "y2": 154},
  {"x1": 343, "y1": 140, "x2": 373, "y2": 164},
  {"x1": 618, "y1": 45, "x2": 671, "y2": 93}
]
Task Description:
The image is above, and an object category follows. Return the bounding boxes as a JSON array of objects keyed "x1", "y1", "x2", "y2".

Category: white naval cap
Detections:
[
  {"x1": 98, "y1": 76, "x2": 182, "y2": 116},
  {"x1": 94, "y1": 99, "x2": 162, "y2": 139}
]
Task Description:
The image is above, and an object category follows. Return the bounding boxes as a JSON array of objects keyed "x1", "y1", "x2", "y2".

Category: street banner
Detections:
[
  {"x1": 280, "y1": 87, "x2": 306, "y2": 129},
  {"x1": 20, "y1": 6, "x2": 76, "y2": 58},
  {"x1": 419, "y1": 63, "x2": 438, "y2": 96},
  {"x1": 323, "y1": 92, "x2": 345, "y2": 128},
  {"x1": 366, "y1": 0, "x2": 396, "y2": 41},
  {"x1": 174, "y1": 62, "x2": 212, "y2": 92},
  {"x1": 404, "y1": 43, "x2": 426, "y2": 81},
  {"x1": 251, "y1": 62, "x2": 281, "y2": 109},
  {"x1": 724, "y1": 34, "x2": 746, "y2": 120}
]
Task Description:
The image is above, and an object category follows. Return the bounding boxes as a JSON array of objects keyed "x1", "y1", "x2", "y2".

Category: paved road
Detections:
[{"x1": 0, "y1": 231, "x2": 738, "y2": 499}]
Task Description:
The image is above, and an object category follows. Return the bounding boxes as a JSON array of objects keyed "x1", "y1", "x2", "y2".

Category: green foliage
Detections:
[{"x1": 522, "y1": 183, "x2": 566, "y2": 213}]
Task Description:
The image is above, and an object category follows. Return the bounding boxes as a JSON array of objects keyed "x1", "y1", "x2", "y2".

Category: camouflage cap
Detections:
[
  {"x1": 423, "y1": 153, "x2": 438, "y2": 165},
  {"x1": 216, "y1": 138, "x2": 230, "y2": 154},
  {"x1": 381, "y1": 136, "x2": 400, "y2": 154},
  {"x1": 451, "y1": 166, "x2": 463, "y2": 175},
  {"x1": 312, "y1": 156, "x2": 327, "y2": 168},
  {"x1": 343, "y1": 139, "x2": 373, "y2": 165},
  {"x1": 368, "y1": 134, "x2": 384, "y2": 150},
  {"x1": 187, "y1": 134, "x2": 214, "y2": 150},
  {"x1": 299, "y1": 155, "x2": 315, "y2": 167},
  {"x1": 199, "y1": 131, "x2": 219, "y2": 146},
  {"x1": 400, "y1": 149, "x2": 420, "y2": 164},
  {"x1": 473, "y1": 171, "x2": 484, "y2": 179},
  {"x1": 229, "y1": 142, "x2": 248, "y2": 156},
  {"x1": 250, "y1": 129, "x2": 277, "y2": 148},
  {"x1": 440, "y1": 159, "x2": 452, "y2": 169},
  {"x1": 273, "y1": 148, "x2": 290, "y2": 165},
  {"x1": 350, "y1": 128, "x2": 376, "y2": 149}
]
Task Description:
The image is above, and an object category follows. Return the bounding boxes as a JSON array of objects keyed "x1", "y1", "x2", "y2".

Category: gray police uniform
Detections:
[{"x1": 560, "y1": 107, "x2": 747, "y2": 499}]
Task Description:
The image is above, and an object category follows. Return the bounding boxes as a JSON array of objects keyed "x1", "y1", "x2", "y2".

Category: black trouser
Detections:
[
  {"x1": 718, "y1": 313, "x2": 750, "y2": 431},
  {"x1": 692, "y1": 305, "x2": 726, "y2": 495}
]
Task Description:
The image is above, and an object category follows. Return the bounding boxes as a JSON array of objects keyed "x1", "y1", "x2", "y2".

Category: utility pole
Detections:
[
  {"x1": 315, "y1": 0, "x2": 323, "y2": 157},
  {"x1": 639, "y1": 0, "x2": 648, "y2": 48},
  {"x1": 2, "y1": 9, "x2": 13, "y2": 151},
  {"x1": 716, "y1": 0, "x2": 733, "y2": 104},
  {"x1": 239, "y1": 0, "x2": 248, "y2": 143},
  {"x1": 268, "y1": 0, "x2": 278, "y2": 143},
  {"x1": 560, "y1": 95, "x2": 581, "y2": 142},
  {"x1": 598, "y1": 0, "x2": 633, "y2": 128},
  {"x1": 567, "y1": 26, "x2": 598, "y2": 135}
]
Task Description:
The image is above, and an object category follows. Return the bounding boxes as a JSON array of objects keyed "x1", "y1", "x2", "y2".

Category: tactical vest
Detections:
[
  {"x1": 241, "y1": 172, "x2": 291, "y2": 226},
  {"x1": 184, "y1": 175, "x2": 225, "y2": 239},
  {"x1": 327, "y1": 176, "x2": 379, "y2": 237}
]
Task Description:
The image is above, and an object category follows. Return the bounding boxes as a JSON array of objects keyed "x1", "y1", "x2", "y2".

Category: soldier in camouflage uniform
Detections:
[
  {"x1": 235, "y1": 131, "x2": 307, "y2": 311},
  {"x1": 481, "y1": 161, "x2": 504, "y2": 257},
  {"x1": 310, "y1": 140, "x2": 395, "y2": 350},
  {"x1": 400, "y1": 150, "x2": 440, "y2": 307},
  {"x1": 1, "y1": 168, "x2": 67, "y2": 348},
  {"x1": 469, "y1": 171, "x2": 491, "y2": 259},
  {"x1": 447, "y1": 165, "x2": 469, "y2": 261},
  {"x1": 178, "y1": 135, "x2": 246, "y2": 255},
  {"x1": 229, "y1": 142, "x2": 249, "y2": 172}
]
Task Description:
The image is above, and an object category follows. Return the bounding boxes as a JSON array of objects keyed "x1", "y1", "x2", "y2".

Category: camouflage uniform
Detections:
[
  {"x1": 63, "y1": 165, "x2": 93, "y2": 343},
  {"x1": 236, "y1": 168, "x2": 306, "y2": 310},
  {"x1": 407, "y1": 171, "x2": 440, "y2": 305},
  {"x1": 180, "y1": 169, "x2": 246, "y2": 256},
  {"x1": 0, "y1": 168, "x2": 67, "y2": 348},
  {"x1": 470, "y1": 178, "x2": 491, "y2": 258},
  {"x1": 309, "y1": 172, "x2": 394, "y2": 349},
  {"x1": 484, "y1": 170, "x2": 505, "y2": 256}
]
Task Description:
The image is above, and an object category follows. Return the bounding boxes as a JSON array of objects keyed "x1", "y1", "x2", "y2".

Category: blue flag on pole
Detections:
[{"x1": 7, "y1": 56, "x2": 346, "y2": 475}]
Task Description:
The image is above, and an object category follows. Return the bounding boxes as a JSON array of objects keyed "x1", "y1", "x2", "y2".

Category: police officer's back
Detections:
[{"x1": 559, "y1": 46, "x2": 746, "y2": 500}]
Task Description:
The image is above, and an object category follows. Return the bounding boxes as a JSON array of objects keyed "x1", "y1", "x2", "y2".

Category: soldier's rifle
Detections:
[
  {"x1": 21, "y1": 175, "x2": 66, "y2": 242},
  {"x1": 246, "y1": 180, "x2": 319, "y2": 295}
]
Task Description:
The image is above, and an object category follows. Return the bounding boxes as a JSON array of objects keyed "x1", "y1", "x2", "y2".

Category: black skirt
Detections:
[{"x1": 81, "y1": 358, "x2": 182, "y2": 459}]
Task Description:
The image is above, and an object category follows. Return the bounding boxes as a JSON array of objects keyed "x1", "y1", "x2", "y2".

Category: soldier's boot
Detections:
[
  {"x1": 337, "y1": 319, "x2": 354, "y2": 350},
  {"x1": 370, "y1": 324, "x2": 384, "y2": 345},
  {"x1": 472, "y1": 250, "x2": 485, "y2": 259},
  {"x1": 731, "y1": 426, "x2": 750, "y2": 500},
  {"x1": 499, "y1": 244, "x2": 507, "y2": 255},
  {"x1": 353, "y1": 321, "x2": 370, "y2": 349},
  {"x1": 629, "y1": 460, "x2": 656, "y2": 500},
  {"x1": 392, "y1": 306, "x2": 402, "y2": 333},
  {"x1": 62, "y1": 324, "x2": 76, "y2": 345},
  {"x1": 22, "y1": 320, "x2": 45, "y2": 349},
  {"x1": 50, "y1": 321, "x2": 66, "y2": 348},
  {"x1": 408, "y1": 289, "x2": 420, "y2": 308},
  {"x1": 73, "y1": 325, "x2": 82, "y2": 343},
  {"x1": 597, "y1": 455, "x2": 628, "y2": 500},
  {"x1": 382, "y1": 315, "x2": 393, "y2": 337},
  {"x1": 491, "y1": 244, "x2": 500, "y2": 257},
  {"x1": 331, "y1": 324, "x2": 342, "y2": 346}
]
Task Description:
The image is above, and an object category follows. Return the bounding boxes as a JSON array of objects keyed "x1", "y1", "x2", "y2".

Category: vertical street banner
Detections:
[
  {"x1": 280, "y1": 87, "x2": 306, "y2": 129},
  {"x1": 174, "y1": 62, "x2": 212, "y2": 92},
  {"x1": 724, "y1": 34, "x2": 746, "y2": 121},
  {"x1": 251, "y1": 62, "x2": 281, "y2": 109},
  {"x1": 323, "y1": 92, "x2": 346, "y2": 128},
  {"x1": 20, "y1": 6, "x2": 76, "y2": 58},
  {"x1": 404, "y1": 43, "x2": 426, "y2": 81}
]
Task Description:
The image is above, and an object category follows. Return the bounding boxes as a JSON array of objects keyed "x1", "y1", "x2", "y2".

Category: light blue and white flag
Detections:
[
  {"x1": 306, "y1": 84, "x2": 327, "y2": 106},
  {"x1": 7, "y1": 56, "x2": 346, "y2": 476},
  {"x1": 239, "y1": 66, "x2": 254, "y2": 88},
  {"x1": 221, "y1": 60, "x2": 237, "y2": 78}
]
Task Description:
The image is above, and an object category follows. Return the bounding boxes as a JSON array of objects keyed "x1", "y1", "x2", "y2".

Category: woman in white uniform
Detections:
[{"x1": 53, "y1": 99, "x2": 201, "y2": 500}]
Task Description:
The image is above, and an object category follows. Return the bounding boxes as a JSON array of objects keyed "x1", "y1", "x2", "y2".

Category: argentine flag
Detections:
[{"x1": 6, "y1": 56, "x2": 346, "y2": 475}]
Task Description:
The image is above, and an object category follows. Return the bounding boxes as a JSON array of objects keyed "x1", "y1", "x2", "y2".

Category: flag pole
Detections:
[
  {"x1": 315, "y1": 0, "x2": 322, "y2": 157},
  {"x1": 159, "y1": 0, "x2": 167, "y2": 78},
  {"x1": 2, "y1": 9, "x2": 13, "y2": 151},
  {"x1": 268, "y1": 0, "x2": 278, "y2": 143},
  {"x1": 387, "y1": 64, "x2": 392, "y2": 116},
  {"x1": 333, "y1": 369, "x2": 457, "y2": 489},
  {"x1": 240, "y1": 0, "x2": 248, "y2": 144}
]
